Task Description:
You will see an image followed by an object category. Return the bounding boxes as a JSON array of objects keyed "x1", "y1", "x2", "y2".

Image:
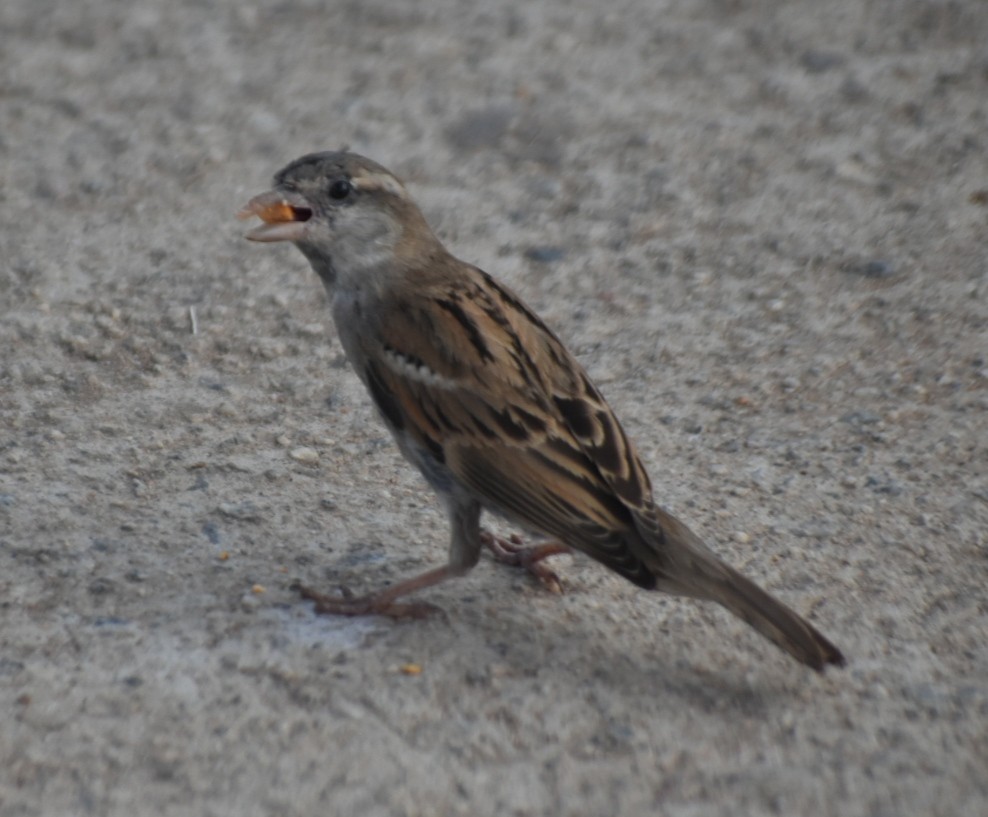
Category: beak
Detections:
[{"x1": 237, "y1": 190, "x2": 313, "y2": 242}]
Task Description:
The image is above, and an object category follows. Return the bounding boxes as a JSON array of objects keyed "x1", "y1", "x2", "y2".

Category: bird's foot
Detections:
[
  {"x1": 480, "y1": 531, "x2": 569, "y2": 594},
  {"x1": 294, "y1": 582, "x2": 443, "y2": 620}
]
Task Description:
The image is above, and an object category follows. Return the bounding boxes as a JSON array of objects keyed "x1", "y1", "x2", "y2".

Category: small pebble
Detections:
[
  {"x1": 290, "y1": 446, "x2": 319, "y2": 464},
  {"x1": 218, "y1": 502, "x2": 261, "y2": 522},
  {"x1": 841, "y1": 410, "x2": 881, "y2": 426},
  {"x1": 240, "y1": 592, "x2": 262, "y2": 612}
]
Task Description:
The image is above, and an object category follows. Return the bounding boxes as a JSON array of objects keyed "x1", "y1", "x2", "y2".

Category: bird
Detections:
[{"x1": 238, "y1": 150, "x2": 845, "y2": 672}]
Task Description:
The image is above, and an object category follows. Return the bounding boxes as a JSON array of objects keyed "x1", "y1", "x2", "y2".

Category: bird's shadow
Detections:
[
  {"x1": 291, "y1": 563, "x2": 805, "y2": 718},
  {"x1": 467, "y1": 601, "x2": 792, "y2": 718}
]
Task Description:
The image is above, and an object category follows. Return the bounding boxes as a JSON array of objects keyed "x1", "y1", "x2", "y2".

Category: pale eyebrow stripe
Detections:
[{"x1": 352, "y1": 171, "x2": 407, "y2": 198}]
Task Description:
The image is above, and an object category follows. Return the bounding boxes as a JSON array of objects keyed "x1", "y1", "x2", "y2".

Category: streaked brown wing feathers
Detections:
[
  {"x1": 449, "y1": 443, "x2": 657, "y2": 588},
  {"x1": 368, "y1": 267, "x2": 659, "y2": 585}
]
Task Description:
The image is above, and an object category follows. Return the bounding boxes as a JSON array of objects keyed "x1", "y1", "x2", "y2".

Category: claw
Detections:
[{"x1": 481, "y1": 531, "x2": 569, "y2": 593}]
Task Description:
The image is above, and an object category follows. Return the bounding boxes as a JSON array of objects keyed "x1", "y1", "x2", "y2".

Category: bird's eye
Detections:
[{"x1": 328, "y1": 180, "x2": 353, "y2": 200}]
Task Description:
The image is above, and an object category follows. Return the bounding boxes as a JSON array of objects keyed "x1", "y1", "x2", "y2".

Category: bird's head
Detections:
[{"x1": 239, "y1": 151, "x2": 436, "y2": 285}]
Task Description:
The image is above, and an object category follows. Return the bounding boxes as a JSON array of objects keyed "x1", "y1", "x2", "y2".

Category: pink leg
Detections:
[
  {"x1": 480, "y1": 531, "x2": 570, "y2": 594},
  {"x1": 295, "y1": 564, "x2": 461, "y2": 619}
]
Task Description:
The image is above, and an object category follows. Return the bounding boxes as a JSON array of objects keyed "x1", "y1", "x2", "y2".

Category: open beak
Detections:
[{"x1": 237, "y1": 190, "x2": 313, "y2": 242}]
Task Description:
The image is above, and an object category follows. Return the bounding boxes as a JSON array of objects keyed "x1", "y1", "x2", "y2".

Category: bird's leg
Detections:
[
  {"x1": 297, "y1": 501, "x2": 484, "y2": 620},
  {"x1": 480, "y1": 531, "x2": 570, "y2": 594},
  {"x1": 295, "y1": 565, "x2": 456, "y2": 619}
]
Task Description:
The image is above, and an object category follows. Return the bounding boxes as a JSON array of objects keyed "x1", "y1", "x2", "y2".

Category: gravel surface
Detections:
[{"x1": 2, "y1": 1, "x2": 986, "y2": 815}]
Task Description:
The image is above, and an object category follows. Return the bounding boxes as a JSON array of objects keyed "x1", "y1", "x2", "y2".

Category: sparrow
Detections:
[{"x1": 239, "y1": 150, "x2": 845, "y2": 672}]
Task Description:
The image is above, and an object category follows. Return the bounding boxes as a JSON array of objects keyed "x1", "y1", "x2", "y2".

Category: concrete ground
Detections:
[{"x1": 1, "y1": 0, "x2": 986, "y2": 814}]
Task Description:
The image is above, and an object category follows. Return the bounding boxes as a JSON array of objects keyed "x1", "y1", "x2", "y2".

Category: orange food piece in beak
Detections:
[
  {"x1": 254, "y1": 200, "x2": 297, "y2": 223},
  {"x1": 237, "y1": 192, "x2": 304, "y2": 223}
]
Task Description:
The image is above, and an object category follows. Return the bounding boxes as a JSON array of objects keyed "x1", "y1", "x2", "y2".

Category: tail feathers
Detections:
[
  {"x1": 700, "y1": 559, "x2": 845, "y2": 672},
  {"x1": 638, "y1": 509, "x2": 845, "y2": 672}
]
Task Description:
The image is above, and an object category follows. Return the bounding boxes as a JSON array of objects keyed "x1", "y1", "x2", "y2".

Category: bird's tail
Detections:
[
  {"x1": 639, "y1": 509, "x2": 845, "y2": 672},
  {"x1": 693, "y1": 556, "x2": 844, "y2": 672}
]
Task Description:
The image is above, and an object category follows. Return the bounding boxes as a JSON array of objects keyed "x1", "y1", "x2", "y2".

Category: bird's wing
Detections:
[{"x1": 364, "y1": 265, "x2": 659, "y2": 587}]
